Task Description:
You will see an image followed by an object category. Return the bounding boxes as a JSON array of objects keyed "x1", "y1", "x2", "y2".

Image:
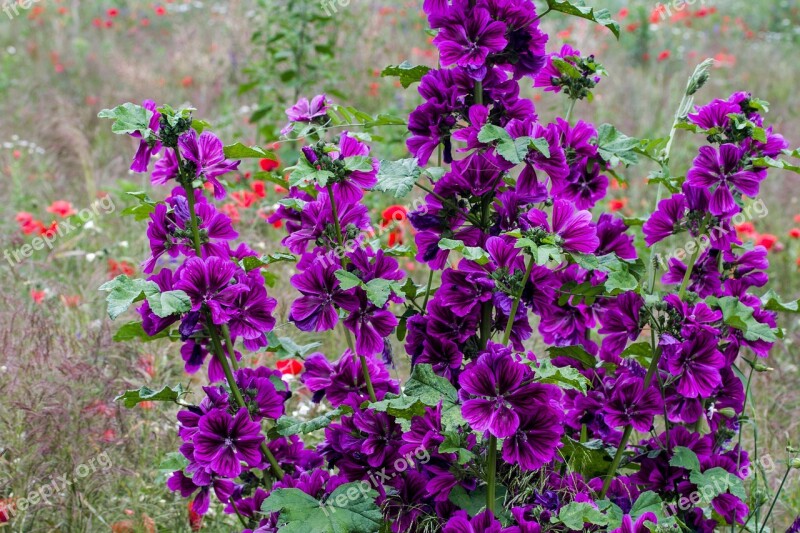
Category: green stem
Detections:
[
  {"x1": 182, "y1": 167, "x2": 284, "y2": 481},
  {"x1": 760, "y1": 465, "x2": 792, "y2": 532},
  {"x1": 501, "y1": 256, "x2": 535, "y2": 345},
  {"x1": 327, "y1": 184, "x2": 378, "y2": 405},
  {"x1": 422, "y1": 269, "x2": 435, "y2": 312},
  {"x1": 678, "y1": 247, "x2": 700, "y2": 300},
  {"x1": 565, "y1": 98, "x2": 577, "y2": 125},
  {"x1": 486, "y1": 436, "x2": 497, "y2": 514},
  {"x1": 222, "y1": 324, "x2": 240, "y2": 371},
  {"x1": 600, "y1": 425, "x2": 633, "y2": 498}
]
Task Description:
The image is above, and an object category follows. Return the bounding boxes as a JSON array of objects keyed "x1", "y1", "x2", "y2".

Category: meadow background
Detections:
[{"x1": 0, "y1": 0, "x2": 798, "y2": 531}]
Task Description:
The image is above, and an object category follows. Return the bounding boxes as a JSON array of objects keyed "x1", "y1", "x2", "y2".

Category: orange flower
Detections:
[
  {"x1": 220, "y1": 203, "x2": 241, "y2": 224},
  {"x1": 108, "y1": 259, "x2": 135, "y2": 277},
  {"x1": 231, "y1": 190, "x2": 258, "y2": 209}
]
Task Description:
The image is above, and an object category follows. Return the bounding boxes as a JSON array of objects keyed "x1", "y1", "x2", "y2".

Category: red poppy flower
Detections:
[
  {"x1": 756, "y1": 234, "x2": 778, "y2": 251},
  {"x1": 381, "y1": 205, "x2": 408, "y2": 224},
  {"x1": 188, "y1": 501, "x2": 203, "y2": 532},
  {"x1": 62, "y1": 295, "x2": 81, "y2": 307},
  {"x1": 47, "y1": 200, "x2": 76, "y2": 218},
  {"x1": 260, "y1": 157, "x2": 280, "y2": 172},
  {"x1": 735, "y1": 222, "x2": 756, "y2": 238},
  {"x1": 609, "y1": 198, "x2": 627, "y2": 212},
  {"x1": 231, "y1": 190, "x2": 257, "y2": 209},
  {"x1": 139, "y1": 401, "x2": 154, "y2": 410},
  {"x1": 251, "y1": 181, "x2": 266, "y2": 198},
  {"x1": 30, "y1": 289, "x2": 46, "y2": 304},
  {"x1": 181, "y1": 76, "x2": 193, "y2": 88},
  {"x1": 276, "y1": 359, "x2": 303, "y2": 375},
  {"x1": 101, "y1": 429, "x2": 117, "y2": 442},
  {"x1": 795, "y1": 214, "x2": 800, "y2": 223},
  {"x1": 108, "y1": 259, "x2": 136, "y2": 277},
  {"x1": 789, "y1": 228, "x2": 800, "y2": 239},
  {"x1": 107, "y1": 8, "x2": 119, "y2": 17},
  {"x1": 220, "y1": 203, "x2": 241, "y2": 224},
  {"x1": 41, "y1": 221, "x2": 59, "y2": 238},
  {"x1": 154, "y1": 5, "x2": 166, "y2": 16},
  {"x1": 657, "y1": 50, "x2": 671, "y2": 61}
]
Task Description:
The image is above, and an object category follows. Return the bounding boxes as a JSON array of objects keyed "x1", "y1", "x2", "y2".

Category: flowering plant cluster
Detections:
[{"x1": 99, "y1": 1, "x2": 800, "y2": 531}]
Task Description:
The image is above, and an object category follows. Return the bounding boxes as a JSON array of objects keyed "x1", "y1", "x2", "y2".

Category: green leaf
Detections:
[
  {"x1": 555, "y1": 501, "x2": 609, "y2": 529},
  {"x1": 335, "y1": 270, "x2": 364, "y2": 291},
  {"x1": 545, "y1": 0, "x2": 620, "y2": 39},
  {"x1": 405, "y1": 364, "x2": 463, "y2": 429},
  {"x1": 547, "y1": 345, "x2": 596, "y2": 369},
  {"x1": 630, "y1": 491, "x2": 664, "y2": 517},
  {"x1": 752, "y1": 155, "x2": 800, "y2": 174},
  {"x1": 496, "y1": 136, "x2": 535, "y2": 165},
  {"x1": 689, "y1": 467, "x2": 746, "y2": 504},
  {"x1": 368, "y1": 394, "x2": 426, "y2": 420},
  {"x1": 560, "y1": 438, "x2": 613, "y2": 480},
  {"x1": 449, "y1": 484, "x2": 507, "y2": 517},
  {"x1": 438, "y1": 238, "x2": 491, "y2": 265},
  {"x1": 344, "y1": 156, "x2": 375, "y2": 173},
  {"x1": 99, "y1": 275, "x2": 154, "y2": 320},
  {"x1": 552, "y1": 57, "x2": 582, "y2": 78},
  {"x1": 120, "y1": 191, "x2": 158, "y2": 221},
  {"x1": 760, "y1": 289, "x2": 800, "y2": 313},
  {"x1": 669, "y1": 446, "x2": 701, "y2": 471},
  {"x1": 112, "y1": 321, "x2": 171, "y2": 343},
  {"x1": 380, "y1": 62, "x2": 432, "y2": 88},
  {"x1": 98, "y1": 103, "x2": 153, "y2": 137},
  {"x1": 595, "y1": 124, "x2": 640, "y2": 167},
  {"x1": 534, "y1": 359, "x2": 590, "y2": 393},
  {"x1": 373, "y1": 158, "x2": 421, "y2": 198},
  {"x1": 621, "y1": 342, "x2": 653, "y2": 367},
  {"x1": 477, "y1": 124, "x2": 511, "y2": 144},
  {"x1": 223, "y1": 142, "x2": 275, "y2": 160},
  {"x1": 707, "y1": 296, "x2": 779, "y2": 342},
  {"x1": 274, "y1": 407, "x2": 353, "y2": 437},
  {"x1": 241, "y1": 252, "x2": 297, "y2": 272},
  {"x1": 158, "y1": 451, "x2": 189, "y2": 473},
  {"x1": 266, "y1": 332, "x2": 321, "y2": 358},
  {"x1": 262, "y1": 484, "x2": 382, "y2": 533},
  {"x1": 143, "y1": 286, "x2": 191, "y2": 318},
  {"x1": 115, "y1": 384, "x2": 186, "y2": 408},
  {"x1": 365, "y1": 278, "x2": 400, "y2": 307},
  {"x1": 605, "y1": 270, "x2": 638, "y2": 293}
]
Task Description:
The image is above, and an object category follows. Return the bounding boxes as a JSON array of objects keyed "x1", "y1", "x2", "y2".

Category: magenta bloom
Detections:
[
  {"x1": 227, "y1": 274, "x2": 277, "y2": 351},
  {"x1": 193, "y1": 408, "x2": 264, "y2": 478},
  {"x1": 443, "y1": 510, "x2": 510, "y2": 533},
  {"x1": 604, "y1": 377, "x2": 663, "y2": 432},
  {"x1": 301, "y1": 350, "x2": 398, "y2": 409},
  {"x1": 340, "y1": 292, "x2": 398, "y2": 356},
  {"x1": 174, "y1": 256, "x2": 248, "y2": 325},
  {"x1": 178, "y1": 130, "x2": 240, "y2": 200},
  {"x1": 433, "y1": 7, "x2": 508, "y2": 71},
  {"x1": 502, "y1": 406, "x2": 564, "y2": 471},
  {"x1": 130, "y1": 100, "x2": 162, "y2": 173},
  {"x1": 325, "y1": 133, "x2": 379, "y2": 204},
  {"x1": 459, "y1": 343, "x2": 551, "y2": 438},
  {"x1": 610, "y1": 513, "x2": 658, "y2": 533},
  {"x1": 289, "y1": 259, "x2": 350, "y2": 332},
  {"x1": 282, "y1": 94, "x2": 329, "y2": 134},
  {"x1": 686, "y1": 144, "x2": 764, "y2": 216},
  {"x1": 661, "y1": 332, "x2": 725, "y2": 398},
  {"x1": 525, "y1": 200, "x2": 599, "y2": 254}
]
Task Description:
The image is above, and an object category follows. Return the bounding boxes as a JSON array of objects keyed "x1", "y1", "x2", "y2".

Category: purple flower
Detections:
[
  {"x1": 340, "y1": 291, "x2": 399, "y2": 356},
  {"x1": 598, "y1": 292, "x2": 644, "y2": 362},
  {"x1": 643, "y1": 193, "x2": 687, "y2": 246},
  {"x1": 525, "y1": 200, "x2": 599, "y2": 254},
  {"x1": 166, "y1": 470, "x2": 234, "y2": 515},
  {"x1": 174, "y1": 256, "x2": 248, "y2": 325},
  {"x1": 130, "y1": 100, "x2": 162, "y2": 173},
  {"x1": 301, "y1": 350, "x2": 399, "y2": 409},
  {"x1": 235, "y1": 366, "x2": 288, "y2": 421},
  {"x1": 459, "y1": 342, "x2": 552, "y2": 438},
  {"x1": 433, "y1": 7, "x2": 508, "y2": 72},
  {"x1": 289, "y1": 258, "x2": 350, "y2": 332},
  {"x1": 227, "y1": 273, "x2": 277, "y2": 351},
  {"x1": 596, "y1": 214, "x2": 637, "y2": 260},
  {"x1": 138, "y1": 267, "x2": 179, "y2": 335},
  {"x1": 604, "y1": 377, "x2": 662, "y2": 432},
  {"x1": 193, "y1": 408, "x2": 264, "y2": 478},
  {"x1": 283, "y1": 94, "x2": 329, "y2": 134},
  {"x1": 502, "y1": 405, "x2": 564, "y2": 471},
  {"x1": 325, "y1": 133, "x2": 380, "y2": 204},
  {"x1": 686, "y1": 144, "x2": 764, "y2": 216},
  {"x1": 178, "y1": 130, "x2": 241, "y2": 200},
  {"x1": 443, "y1": 510, "x2": 513, "y2": 533},
  {"x1": 661, "y1": 332, "x2": 725, "y2": 398},
  {"x1": 611, "y1": 513, "x2": 658, "y2": 533},
  {"x1": 688, "y1": 98, "x2": 741, "y2": 131}
]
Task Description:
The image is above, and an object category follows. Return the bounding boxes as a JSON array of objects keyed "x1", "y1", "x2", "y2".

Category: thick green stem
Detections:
[
  {"x1": 183, "y1": 169, "x2": 284, "y2": 481},
  {"x1": 486, "y1": 436, "x2": 497, "y2": 514},
  {"x1": 501, "y1": 256, "x2": 535, "y2": 346},
  {"x1": 600, "y1": 425, "x2": 633, "y2": 498},
  {"x1": 328, "y1": 184, "x2": 378, "y2": 404},
  {"x1": 564, "y1": 98, "x2": 577, "y2": 125},
  {"x1": 222, "y1": 324, "x2": 240, "y2": 371}
]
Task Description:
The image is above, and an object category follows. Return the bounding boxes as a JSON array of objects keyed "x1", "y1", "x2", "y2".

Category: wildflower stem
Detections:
[
  {"x1": 678, "y1": 247, "x2": 700, "y2": 300},
  {"x1": 600, "y1": 425, "x2": 632, "y2": 498},
  {"x1": 501, "y1": 256, "x2": 535, "y2": 346},
  {"x1": 759, "y1": 464, "x2": 792, "y2": 532},
  {"x1": 565, "y1": 98, "x2": 577, "y2": 125},
  {"x1": 486, "y1": 435, "x2": 497, "y2": 514},
  {"x1": 422, "y1": 269, "x2": 435, "y2": 312},
  {"x1": 182, "y1": 171, "x2": 284, "y2": 482},
  {"x1": 328, "y1": 184, "x2": 379, "y2": 404},
  {"x1": 222, "y1": 324, "x2": 240, "y2": 371}
]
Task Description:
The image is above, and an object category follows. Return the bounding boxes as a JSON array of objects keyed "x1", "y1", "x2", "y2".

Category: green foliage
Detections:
[
  {"x1": 97, "y1": 103, "x2": 153, "y2": 137},
  {"x1": 222, "y1": 142, "x2": 275, "y2": 160},
  {"x1": 273, "y1": 406, "x2": 353, "y2": 437},
  {"x1": 545, "y1": 0, "x2": 620, "y2": 38},
  {"x1": 380, "y1": 62, "x2": 431, "y2": 88},
  {"x1": 266, "y1": 332, "x2": 322, "y2": 358},
  {"x1": 115, "y1": 384, "x2": 187, "y2": 409},
  {"x1": 262, "y1": 484, "x2": 382, "y2": 533},
  {"x1": 708, "y1": 296, "x2": 780, "y2": 342},
  {"x1": 373, "y1": 158, "x2": 421, "y2": 198},
  {"x1": 99, "y1": 275, "x2": 191, "y2": 320}
]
